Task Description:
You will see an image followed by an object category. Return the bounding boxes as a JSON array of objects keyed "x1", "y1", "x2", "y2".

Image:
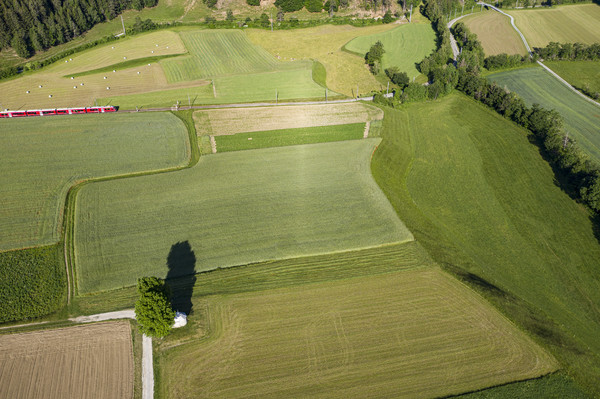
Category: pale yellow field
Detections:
[
  {"x1": 0, "y1": 31, "x2": 206, "y2": 109},
  {"x1": 462, "y1": 11, "x2": 528, "y2": 55},
  {"x1": 0, "y1": 321, "x2": 133, "y2": 399},
  {"x1": 193, "y1": 102, "x2": 383, "y2": 135},
  {"x1": 160, "y1": 268, "x2": 557, "y2": 398},
  {"x1": 508, "y1": 4, "x2": 600, "y2": 47},
  {"x1": 246, "y1": 24, "x2": 399, "y2": 96}
]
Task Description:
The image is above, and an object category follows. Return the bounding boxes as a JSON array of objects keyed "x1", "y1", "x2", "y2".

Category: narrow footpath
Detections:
[{"x1": 70, "y1": 309, "x2": 153, "y2": 399}]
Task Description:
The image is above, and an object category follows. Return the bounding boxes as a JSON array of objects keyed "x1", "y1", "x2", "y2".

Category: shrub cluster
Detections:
[
  {"x1": 0, "y1": 246, "x2": 65, "y2": 323},
  {"x1": 484, "y1": 53, "x2": 536, "y2": 70},
  {"x1": 135, "y1": 277, "x2": 175, "y2": 338},
  {"x1": 534, "y1": 42, "x2": 600, "y2": 61},
  {"x1": 365, "y1": 41, "x2": 385, "y2": 75}
]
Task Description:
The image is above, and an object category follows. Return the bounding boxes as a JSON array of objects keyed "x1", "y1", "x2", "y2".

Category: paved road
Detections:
[
  {"x1": 447, "y1": 14, "x2": 472, "y2": 60},
  {"x1": 70, "y1": 309, "x2": 154, "y2": 399}
]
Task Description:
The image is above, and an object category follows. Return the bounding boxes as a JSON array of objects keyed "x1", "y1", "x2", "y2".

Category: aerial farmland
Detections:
[{"x1": 1, "y1": 0, "x2": 600, "y2": 398}]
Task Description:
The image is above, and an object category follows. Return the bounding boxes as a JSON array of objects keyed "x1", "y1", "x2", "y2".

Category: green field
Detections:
[
  {"x1": 371, "y1": 93, "x2": 600, "y2": 395},
  {"x1": 0, "y1": 113, "x2": 190, "y2": 251},
  {"x1": 214, "y1": 123, "x2": 365, "y2": 152},
  {"x1": 488, "y1": 66, "x2": 600, "y2": 163},
  {"x1": 158, "y1": 267, "x2": 555, "y2": 398},
  {"x1": 74, "y1": 139, "x2": 412, "y2": 294},
  {"x1": 344, "y1": 23, "x2": 436, "y2": 79},
  {"x1": 461, "y1": 10, "x2": 528, "y2": 55},
  {"x1": 544, "y1": 60, "x2": 600, "y2": 98},
  {"x1": 508, "y1": 4, "x2": 600, "y2": 47},
  {"x1": 99, "y1": 68, "x2": 330, "y2": 109},
  {"x1": 161, "y1": 30, "x2": 292, "y2": 82}
]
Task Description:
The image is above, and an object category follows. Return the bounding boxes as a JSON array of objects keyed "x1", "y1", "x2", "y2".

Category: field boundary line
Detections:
[
  {"x1": 363, "y1": 121, "x2": 370, "y2": 138},
  {"x1": 61, "y1": 111, "x2": 199, "y2": 304},
  {"x1": 210, "y1": 135, "x2": 217, "y2": 153}
]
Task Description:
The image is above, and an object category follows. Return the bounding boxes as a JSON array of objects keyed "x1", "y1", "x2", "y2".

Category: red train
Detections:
[{"x1": 0, "y1": 106, "x2": 117, "y2": 118}]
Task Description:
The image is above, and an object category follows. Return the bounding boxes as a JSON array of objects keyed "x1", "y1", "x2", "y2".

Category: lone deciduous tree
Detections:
[{"x1": 135, "y1": 277, "x2": 175, "y2": 338}]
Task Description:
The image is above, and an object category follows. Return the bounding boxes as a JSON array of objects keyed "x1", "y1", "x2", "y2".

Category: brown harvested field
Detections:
[
  {"x1": 461, "y1": 11, "x2": 528, "y2": 55},
  {"x1": 159, "y1": 268, "x2": 557, "y2": 398},
  {"x1": 193, "y1": 102, "x2": 383, "y2": 136},
  {"x1": 0, "y1": 321, "x2": 134, "y2": 399}
]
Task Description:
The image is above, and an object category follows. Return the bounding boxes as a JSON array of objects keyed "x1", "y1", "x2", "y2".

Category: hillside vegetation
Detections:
[{"x1": 371, "y1": 93, "x2": 600, "y2": 395}]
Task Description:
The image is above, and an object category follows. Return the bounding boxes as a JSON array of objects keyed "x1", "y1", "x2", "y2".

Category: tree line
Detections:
[
  {"x1": 0, "y1": 0, "x2": 158, "y2": 58},
  {"x1": 374, "y1": 0, "x2": 600, "y2": 215}
]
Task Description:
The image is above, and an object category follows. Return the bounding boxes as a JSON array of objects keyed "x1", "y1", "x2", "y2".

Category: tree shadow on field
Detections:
[{"x1": 165, "y1": 241, "x2": 197, "y2": 315}]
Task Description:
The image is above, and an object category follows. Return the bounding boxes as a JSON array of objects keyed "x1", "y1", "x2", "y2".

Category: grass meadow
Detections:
[
  {"x1": 160, "y1": 30, "x2": 287, "y2": 82},
  {"x1": 508, "y1": 4, "x2": 600, "y2": 47},
  {"x1": 371, "y1": 93, "x2": 600, "y2": 395},
  {"x1": 461, "y1": 10, "x2": 528, "y2": 55},
  {"x1": 344, "y1": 23, "x2": 436, "y2": 79},
  {"x1": 157, "y1": 268, "x2": 555, "y2": 398},
  {"x1": 193, "y1": 102, "x2": 382, "y2": 136},
  {"x1": 73, "y1": 139, "x2": 412, "y2": 294},
  {"x1": 488, "y1": 66, "x2": 600, "y2": 163},
  {"x1": 0, "y1": 113, "x2": 189, "y2": 251},
  {"x1": 544, "y1": 60, "x2": 600, "y2": 97},
  {"x1": 246, "y1": 24, "x2": 399, "y2": 96},
  {"x1": 214, "y1": 123, "x2": 365, "y2": 152}
]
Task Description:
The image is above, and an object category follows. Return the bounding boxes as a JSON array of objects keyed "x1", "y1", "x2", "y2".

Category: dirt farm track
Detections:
[{"x1": 0, "y1": 321, "x2": 134, "y2": 399}]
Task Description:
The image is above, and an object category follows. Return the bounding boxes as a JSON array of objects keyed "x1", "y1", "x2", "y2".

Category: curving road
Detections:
[{"x1": 476, "y1": 2, "x2": 600, "y2": 108}]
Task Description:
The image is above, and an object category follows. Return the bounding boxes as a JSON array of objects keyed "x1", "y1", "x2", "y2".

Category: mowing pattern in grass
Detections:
[
  {"x1": 0, "y1": 113, "x2": 189, "y2": 251},
  {"x1": 74, "y1": 139, "x2": 412, "y2": 294},
  {"x1": 488, "y1": 66, "x2": 600, "y2": 163},
  {"x1": 508, "y1": 4, "x2": 600, "y2": 47},
  {"x1": 371, "y1": 93, "x2": 600, "y2": 395},
  {"x1": 194, "y1": 102, "x2": 382, "y2": 136},
  {"x1": 99, "y1": 68, "x2": 331, "y2": 109},
  {"x1": 0, "y1": 321, "x2": 133, "y2": 399},
  {"x1": 461, "y1": 10, "x2": 528, "y2": 55},
  {"x1": 246, "y1": 24, "x2": 399, "y2": 96},
  {"x1": 159, "y1": 269, "x2": 556, "y2": 398},
  {"x1": 0, "y1": 246, "x2": 64, "y2": 323},
  {"x1": 73, "y1": 241, "x2": 433, "y2": 315},
  {"x1": 544, "y1": 60, "x2": 600, "y2": 98},
  {"x1": 161, "y1": 30, "x2": 287, "y2": 82},
  {"x1": 214, "y1": 123, "x2": 365, "y2": 152},
  {"x1": 344, "y1": 23, "x2": 436, "y2": 78}
]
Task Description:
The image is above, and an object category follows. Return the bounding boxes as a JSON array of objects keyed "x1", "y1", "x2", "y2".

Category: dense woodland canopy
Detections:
[{"x1": 0, "y1": 0, "x2": 158, "y2": 58}]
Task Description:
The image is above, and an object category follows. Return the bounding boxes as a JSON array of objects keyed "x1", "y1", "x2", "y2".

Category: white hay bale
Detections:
[
  {"x1": 104, "y1": 76, "x2": 107, "y2": 79},
  {"x1": 38, "y1": 85, "x2": 42, "y2": 88},
  {"x1": 107, "y1": 87, "x2": 110, "y2": 90},
  {"x1": 48, "y1": 95, "x2": 52, "y2": 98},
  {"x1": 26, "y1": 90, "x2": 30, "y2": 94}
]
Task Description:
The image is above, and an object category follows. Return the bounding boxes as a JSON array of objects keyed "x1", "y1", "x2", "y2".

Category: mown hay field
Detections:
[
  {"x1": 99, "y1": 68, "x2": 332, "y2": 109},
  {"x1": 488, "y1": 66, "x2": 600, "y2": 163},
  {"x1": 0, "y1": 29, "x2": 329, "y2": 110},
  {"x1": 74, "y1": 139, "x2": 412, "y2": 294},
  {"x1": 158, "y1": 268, "x2": 556, "y2": 398},
  {"x1": 214, "y1": 123, "x2": 365, "y2": 152},
  {"x1": 194, "y1": 102, "x2": 382, "y2": 135},
  {"x1": 161, "y1": 30, "x2": 292, "y2": 82},
  {"x1": 544, "y1": 60, "x2": 600, "y2": 96},
  {"x1": 461, "y1": 10, "x2": 528, "y2": 55},
  {"x1": 246, "y1": 24, "x2": 399, "y2": 96},
  {"x1": 0, "y1": 112, "x2": 189, "y2": 251},
  {"x1": 344, "y1": 23, "x2": 436, "y2": 79},
  {"x1": 371, "y1": 93, "x2": 600, "y2": 395},
  {"x1": 0, "y1": 321, "x2": 133, "y2": 399},
  {"x1": 508, "y1": 4, "x2": 600, "y2": 47}
]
